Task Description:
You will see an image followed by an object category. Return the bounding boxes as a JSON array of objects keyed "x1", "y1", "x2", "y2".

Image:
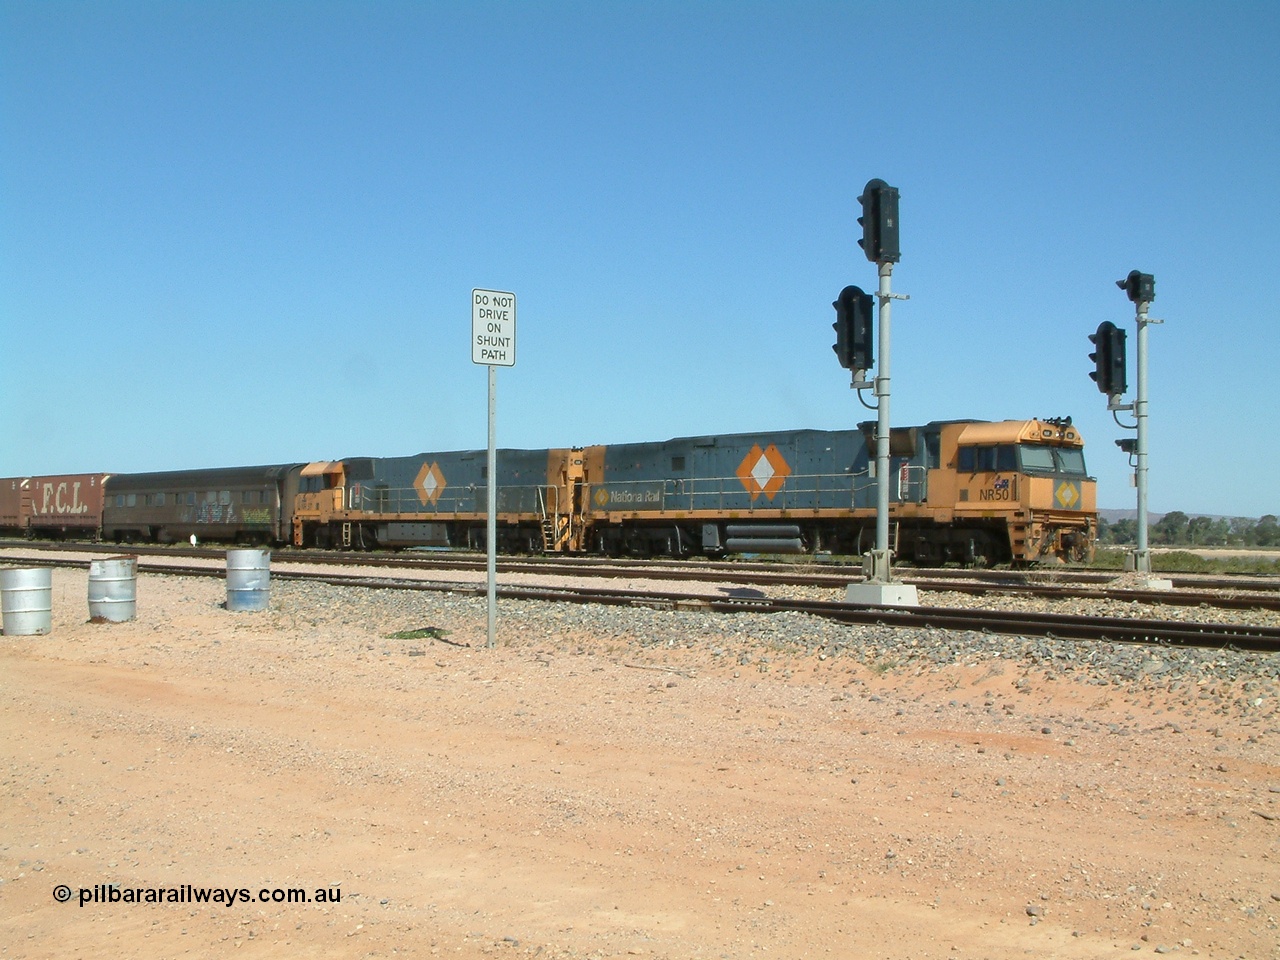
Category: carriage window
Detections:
[
  {"x1": 115, "y1": 495, "x2": 125, "y2": 507},
  {"x1": 126, "y1": 494, "x2": 137, "y2": 507},
  {"x1": 156, "y1": 493, "x2": 165, "y2": 506},
  {"x1": 219, "y1": 490, "x2": 231, "y2": 505},
  {"x1": 242, "y1": 491, "x2": 252, "y2": 504},
  {"x1": 186, "y1": 492, "x2": 196, "y2": 506}
]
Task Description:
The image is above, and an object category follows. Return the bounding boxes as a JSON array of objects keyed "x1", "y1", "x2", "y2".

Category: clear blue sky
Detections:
[{"x1": 3, "y1": 1, "x2": 1277, "y2": 518}]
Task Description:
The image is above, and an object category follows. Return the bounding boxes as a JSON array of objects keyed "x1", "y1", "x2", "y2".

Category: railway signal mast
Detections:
[
  {"x1": 836, "y1": 179, "x2": 918, "y2": 607},
  {"x1": 1090, "y1": 270, "x2": 1168, "y2": 588}
]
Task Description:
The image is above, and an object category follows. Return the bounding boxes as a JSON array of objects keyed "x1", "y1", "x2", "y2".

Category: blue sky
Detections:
[{"x1": 2, "y1": 1, "x2": 1277, "y2": 518}]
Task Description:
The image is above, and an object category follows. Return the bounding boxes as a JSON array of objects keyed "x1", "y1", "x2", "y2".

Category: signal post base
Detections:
[
  {"x1": 1124, "y1": 549, "x2": 1172, "y2": 590},
  {"x1": 846, "y1": 580, "x2": 920, "y2": 607},
  {"x1": 848, "y1": 550, "x2": 919, "y2": 607}
]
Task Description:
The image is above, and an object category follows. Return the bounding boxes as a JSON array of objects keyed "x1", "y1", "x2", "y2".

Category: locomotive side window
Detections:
[
  {"x1": 671, "y1": 456, "x2": 686, "y2": 471},
  {"x1": 925, "y1": 434, "x2": 941, "y2": 469},
  {"x1": 958, "y1": 445, "x2": 1016, "y2": 472}
]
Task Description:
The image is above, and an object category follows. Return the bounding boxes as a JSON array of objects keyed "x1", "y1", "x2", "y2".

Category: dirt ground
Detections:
[{"x1": 2, "y1": 568, "x2": 1278, "y2": 960}]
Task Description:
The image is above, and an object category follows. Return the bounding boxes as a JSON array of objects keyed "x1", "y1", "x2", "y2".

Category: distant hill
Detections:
[{"x1": 1098, "y1": 509, "x2": 1259, "y2": 523}]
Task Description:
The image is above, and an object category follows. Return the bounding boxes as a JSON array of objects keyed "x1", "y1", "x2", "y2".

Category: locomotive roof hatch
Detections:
[
  {"x1": 856, "y1": 422, "x2": 919, "y2": 457},
  {"x1": 301, "y1": 462, "x2": 343, "y2": 477}
]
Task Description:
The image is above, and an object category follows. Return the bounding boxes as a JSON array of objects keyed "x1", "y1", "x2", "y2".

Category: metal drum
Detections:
[
  {"x1": 1, "y1": 567, "x2": 53, "y2": 636},
  {"x1": 226, "y1": 548, "x2": 271, "y2": 612},
  {"x1": 88, "y1": 556, "x2": 138, "y2": 622}
]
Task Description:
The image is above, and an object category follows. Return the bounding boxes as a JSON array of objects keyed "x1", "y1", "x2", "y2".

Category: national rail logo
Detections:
[
  {"x1": 414, "y1": 462, "x2": 447, "y2": 506},
  {"x1": 1055, "y1": 481, "x2": 1081, "y2": 509},
  {"x1": 736, "y1": 444, "x2": 792, "y2": 502}
]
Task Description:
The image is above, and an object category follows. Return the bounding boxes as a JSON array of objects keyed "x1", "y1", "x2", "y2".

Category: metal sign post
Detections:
[{"x1": 471, "y1": 288, "x2": 516, "y2": 649}]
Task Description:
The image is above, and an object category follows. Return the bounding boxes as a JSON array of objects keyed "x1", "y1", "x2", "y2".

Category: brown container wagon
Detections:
[
  {"x1": 25, "y1": 474, "x2": 110, "y2": 538},
  {"x1": 0, "y1": 477, "x2": 24, "y2": 534}
]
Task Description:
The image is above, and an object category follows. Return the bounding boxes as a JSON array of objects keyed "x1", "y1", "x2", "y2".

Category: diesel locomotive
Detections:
[
  {"x1": 291, "y1": 417, "x2": 1094, "y2": 564},
  {"x1": 3, "y1": 417, "x2": 1097, "y2": 565}
]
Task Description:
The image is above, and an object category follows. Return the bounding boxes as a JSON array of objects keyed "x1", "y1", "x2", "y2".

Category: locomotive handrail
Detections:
[
  {"x1": 897, "y1": 463, "x2": 929, "y2": 503},
  {"x1": 585, "y1": 472, "x2": 875, "y2": 513},
  {"x1": 346, "y1": 482, "x2": 554, "y2": 516}
]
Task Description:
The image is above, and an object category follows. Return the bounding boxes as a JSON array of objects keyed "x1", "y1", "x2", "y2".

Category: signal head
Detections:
[
  {"x1": 857, "y1": 179, "x2": 900, "y2": 264},
  {"x1": 1117, "y1": 269, "x2": 1155, "y2": 304}
]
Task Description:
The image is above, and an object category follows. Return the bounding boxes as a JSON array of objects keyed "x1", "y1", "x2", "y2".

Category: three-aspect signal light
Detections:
[
  {"x1": 1088, "y1": 320, "x2": 1128, "y2": 396},
  {"x1": 1117, "y1": 270, "x2": 1155, "y2": 304},
  {"x1": 857, "y1": 179, "x2": 901, "y2": 264},
  {"x1": 832, "y1": 285, "x2": 874, "y2": 372}
]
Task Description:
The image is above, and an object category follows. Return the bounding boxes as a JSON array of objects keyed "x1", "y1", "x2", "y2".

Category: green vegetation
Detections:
[
  {"x1": 384, "y1": 626, "x2": 450, "y2": 641},
  {"x1": 1099, "y1": 511, "x2": 1279, "y2": 548}
]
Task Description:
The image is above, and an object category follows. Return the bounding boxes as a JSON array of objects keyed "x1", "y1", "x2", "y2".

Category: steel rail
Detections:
[
  {"x1": 5, "y1": 540, "x2": 1277, "y2": 613},
  {"x1": 10, "y1": 554, "x2": 1276, "y2": 652}
]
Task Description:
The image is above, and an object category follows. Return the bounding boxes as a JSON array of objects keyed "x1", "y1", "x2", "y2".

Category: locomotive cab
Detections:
[
  {"x1": 293, "y1": 461, "x2": 347, "y2": 546},
  {"x1": 933, "y1": 418, "x2": 1096, "y2": 564}
]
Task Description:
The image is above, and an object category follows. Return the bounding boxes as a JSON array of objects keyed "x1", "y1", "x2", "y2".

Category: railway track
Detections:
[
  {"x1": 7, "y1": 551, "x2": 1280, "y2": 653},
  {"x1": 5, "y1": 540, "x2": 1278, "y2": 613}
]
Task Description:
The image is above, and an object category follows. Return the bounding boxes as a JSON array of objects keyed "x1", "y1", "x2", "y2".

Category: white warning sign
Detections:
[{"x1": 471, "y1": 289, "x2": 516, "y2": 367}]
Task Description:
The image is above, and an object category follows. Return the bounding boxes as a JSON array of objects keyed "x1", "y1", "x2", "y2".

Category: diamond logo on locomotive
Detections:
[
  {"x1": 414, "y1": 462, "x2": 447, "y2": 506},
  {"x1": 735, "y1": 444, "x2": 792, "y2": 502}
]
